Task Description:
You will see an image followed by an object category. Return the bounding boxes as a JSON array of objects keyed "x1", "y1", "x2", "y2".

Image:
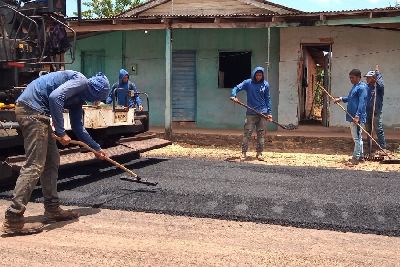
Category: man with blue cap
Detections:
[
  {"x1": 2, "y1": 70, "x2": 110, "y2": 235},
  {"x1": 364, "y1": 65, "x2": 387, "y2": 154}
]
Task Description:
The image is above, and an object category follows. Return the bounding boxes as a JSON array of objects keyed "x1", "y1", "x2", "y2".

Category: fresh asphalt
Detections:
[{"x1": 1, "y1": 155, "x2": 399, "y2": 236}]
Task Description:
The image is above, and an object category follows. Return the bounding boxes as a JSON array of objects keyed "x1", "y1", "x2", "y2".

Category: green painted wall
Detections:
[
  {"x1": 69, "y1": 28, "x2": 280, "y2": 129},
  {"x1": 68, "y1": 31, "x2": 123, "y2": 85}
]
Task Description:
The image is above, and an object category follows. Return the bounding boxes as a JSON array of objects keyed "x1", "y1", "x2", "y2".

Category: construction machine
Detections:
[{"x1": 0, "y1": 1, "x2": 170, "y2": 185}]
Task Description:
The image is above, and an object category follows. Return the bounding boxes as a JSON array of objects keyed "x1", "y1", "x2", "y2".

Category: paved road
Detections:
[{"x1": 1, "y1": 156, "x2": 399, "y2": 236}]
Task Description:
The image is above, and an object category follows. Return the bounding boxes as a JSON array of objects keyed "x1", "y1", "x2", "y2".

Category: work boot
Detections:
[
  {"x1": 256, "y1": 152, "x2": 265, "y2": 161},
  {"x1": 347, "y1": 158, "x2": 360, "y2": 166},
  {"x1": 240, "y1": 152, "x2": 247, "y2": 161},
  {"x1": 2, "y1": 211, "x2": 44, "y2": 235},
  {"x1": 44, "y1": 207, "x2": 79, "y2": 223}
]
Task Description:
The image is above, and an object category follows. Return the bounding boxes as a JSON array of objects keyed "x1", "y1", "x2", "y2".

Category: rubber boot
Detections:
[
  {"x1": 2, "y1": 211, "x2": 44, "y2": 235},
  {"x1": 240, "y1": 152, "x2": 247, "y2": 161},
  {"x1": 44, "y1": 206, "x2": 79, "y2": 223}
]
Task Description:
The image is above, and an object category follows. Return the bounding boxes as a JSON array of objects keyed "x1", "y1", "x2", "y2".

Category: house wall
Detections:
[
  {"x1": 68, "y1": 31, "x2": 123, "y2": 83},
  {"x1": 279, "y1": 26, "x2": 400, "y2": 127},
  {"x1": 69, "y1": 28, "x2": 280, "y2": 129}
]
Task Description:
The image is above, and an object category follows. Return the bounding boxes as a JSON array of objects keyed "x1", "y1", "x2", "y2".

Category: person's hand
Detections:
[
  {"x1": 138, "y1": 105, "x2": 144, "y2": 112},
  {"x1": 353, "y1": 116, "x2": 360, "y2": 124},
  {"x1": 58, "y1": 134, "x2": 71, "y2": 146},
  {"x1": 334, "y1": 97, "x2": 342, "y2": 103},
  {"x1": 94, "y1": 150, "x2": 107, "y2": 160},
  {"x1": 230, "y1": 97, "x2": 239, "y2": 103},
  {"x1": 266, "y1": 115, "x2": 273, "y2": 122}
]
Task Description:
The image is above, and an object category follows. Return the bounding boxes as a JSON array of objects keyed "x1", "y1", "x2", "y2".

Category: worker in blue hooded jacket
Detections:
[
  {"x1": 106, "y1": 69, "x2": 143, "y2": 111},
  {"x1": 334, "y1": 69, "x2": 368, "y2": 165},
  {"x1": 230, "y1": 67, "x2": 272, "y2": 161},
  {"x1": 3, "y1": 70, "x2": 110, "y2": 235}
]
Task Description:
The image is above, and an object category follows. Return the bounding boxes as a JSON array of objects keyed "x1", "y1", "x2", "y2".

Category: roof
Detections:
[
  {"x1": 280, "y1": 6, "x2": 400, "y2": 17},
  {"x1": 67, "y1": 2, "x2": 400, "y2": 32},
  {"x1": 118, "y1": 0, "x2": 300, "y2": 18}
]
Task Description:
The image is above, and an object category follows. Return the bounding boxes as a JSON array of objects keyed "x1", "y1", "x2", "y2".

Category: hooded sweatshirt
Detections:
[
  {"x1": 231, "y1": 67, "x2": 272, "y2": 115},
  {"x1": 16, "y1": 70, "x2": 110, "y2": 151},
  {"x1": 106, "y1": 69, "x2": 142, "y2": 108}
]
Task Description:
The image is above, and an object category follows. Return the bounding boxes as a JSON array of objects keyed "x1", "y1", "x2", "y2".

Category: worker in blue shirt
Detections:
[
  {"x1": 334, "y1": 69, "x2": 368, "y2": 165},
  {"x1": 106, "y1": 69, "x2": 143, "y2": 111},
  {"x1": 230, "y1": 67, "x2": 272, "y2": 161},
  {"x1": 364, "y1": 65, "x2": 387, "y2": 154},
  {"x1": 3, "y1": 70, "x2": 110, "y2": 235}
]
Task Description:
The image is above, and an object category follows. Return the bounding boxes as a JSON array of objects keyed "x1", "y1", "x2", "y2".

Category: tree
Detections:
[{"x1": 79, "y1": 0, "x2": 142, "y2": 18}]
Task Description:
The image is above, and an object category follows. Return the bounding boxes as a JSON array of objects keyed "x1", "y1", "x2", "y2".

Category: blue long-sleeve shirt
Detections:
[
  {"x1": 106, "y1": 69, "x2": 142, "y2": 108},
  {"x1": 341, "y1": 81, "x2": 368, "y2": 124},
  {"x1": 231, "y1": 67, "x2": 272, "y2": 115},
  {"x1": 366, "y1": 71, "x2": 384, "y2": 114},
  {"x1": 16, "y1": 71, "x2": 110, "y2": 151}
]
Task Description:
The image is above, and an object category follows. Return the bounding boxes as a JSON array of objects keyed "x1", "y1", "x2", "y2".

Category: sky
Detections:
[{"x1": 66, "y1": 0, "x2": 399, "y2": 17}]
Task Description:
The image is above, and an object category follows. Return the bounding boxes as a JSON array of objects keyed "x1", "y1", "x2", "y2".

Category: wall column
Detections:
[{"x1": 165, "y1": 28, "x2": 172, "y2": 139}]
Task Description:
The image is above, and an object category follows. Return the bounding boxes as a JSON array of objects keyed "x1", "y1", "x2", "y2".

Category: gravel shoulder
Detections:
[{"x1": 142, "y1": 143, "x2": 400, "y2": 172}]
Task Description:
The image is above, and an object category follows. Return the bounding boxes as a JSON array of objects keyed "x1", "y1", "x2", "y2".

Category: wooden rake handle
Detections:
[
  {"x1": 53, "y1": 135, "x2": 139, "y2": 178},
  {"x1": 318, "y1": 84, "x2": 391, "y2": 158},
  {"x1": 230, "y1": 98, "x2": 295, "y2": 130}
]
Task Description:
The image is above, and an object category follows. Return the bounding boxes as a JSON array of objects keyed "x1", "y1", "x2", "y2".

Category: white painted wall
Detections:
[{"x1": 279, "y1": 26, "x2": 400, "y2": 127}]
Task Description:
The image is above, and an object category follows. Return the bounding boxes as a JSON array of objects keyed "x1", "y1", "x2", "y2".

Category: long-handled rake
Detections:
[
  {"x1": 231, "y1": 99, "x2": 297, "y2": 130},
  {"x1": 319, "y1": 84, "x2": 400, "y2": 164},
  {"x1": 53, "y1": 135, "x2": 158, "y2": 186}
]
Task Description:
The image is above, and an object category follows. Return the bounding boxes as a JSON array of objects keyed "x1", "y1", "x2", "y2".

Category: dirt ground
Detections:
[
  {"x1": 142, "y1": 143, "x2": 400, "y2": 172},
  {"x1": 1, "y1": 200, "x2": 400, "y2": 267}
]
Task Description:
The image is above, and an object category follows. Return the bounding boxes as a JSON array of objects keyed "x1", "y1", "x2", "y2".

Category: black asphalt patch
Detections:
[{"x1": 1, "y1": 156, "x2": 399, "y2": 236}]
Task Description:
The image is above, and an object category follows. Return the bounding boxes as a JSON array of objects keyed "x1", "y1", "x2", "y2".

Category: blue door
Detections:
[{"x1": 172, "y1": 51, "x2": 197, "y2": 122}]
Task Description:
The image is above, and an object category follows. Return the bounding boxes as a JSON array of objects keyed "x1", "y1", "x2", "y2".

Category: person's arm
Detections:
[
  {"x1": 264, "y1": 82, "x2": 272, "y2": 115},
  {"x1": 231, "y1": 80, "x2": 247, "y2": 97},
  {"x1": 375, "y1": 68, "x2": 384, "y2": 95},
  {"x1": 263, "y1": 83, "x2": 273, "y2": 121},
  {"x1": 128, "y1": 82, "x2": 142, "y2": 110},
  {"x1": 355, "y1": 85, "x2": 368, "y2": 119},
  {"x1": 230, "y1": 80, "x2": 249, "y2": 102},
  {"x1": 48, "y1": 77, "x2": 87, "y2": 137},
  {"x1": 105, "y1": 84, "x2": 116, "y2": 104},
  {"x1": 69, "y1": 106, "x2": 102, "y2": 151}
]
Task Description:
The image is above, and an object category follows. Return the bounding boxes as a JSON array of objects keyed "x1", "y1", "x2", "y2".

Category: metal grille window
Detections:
[{"x1": 218, "y1": 51, "x2": 251, "y2": 89}]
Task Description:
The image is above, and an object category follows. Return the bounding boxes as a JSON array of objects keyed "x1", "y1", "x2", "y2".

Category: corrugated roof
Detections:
[
  {"x1": 281, "y1": 6, "x2": 400, "y2": 16},
  {"x1": 119, "y1": 0, "x2": 298, "y2": 18},
  {"x1": 66, "y1": 3, "x2": 400, "y2": 22}
]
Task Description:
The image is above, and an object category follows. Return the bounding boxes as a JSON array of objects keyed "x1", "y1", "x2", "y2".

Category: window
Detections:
[{"x1": 218, "y1": 51, "x2": 251, "y2": 88}]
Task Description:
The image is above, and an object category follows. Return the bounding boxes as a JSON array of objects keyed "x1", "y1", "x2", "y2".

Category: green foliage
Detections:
[{"x1": 78, "y1": 0, "x2": 142, "y2": 18}]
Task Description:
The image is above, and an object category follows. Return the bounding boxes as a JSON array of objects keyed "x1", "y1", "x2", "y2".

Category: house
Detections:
[{"x1": 66, "y1": 0, "x2": 400, "y2": 132}]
